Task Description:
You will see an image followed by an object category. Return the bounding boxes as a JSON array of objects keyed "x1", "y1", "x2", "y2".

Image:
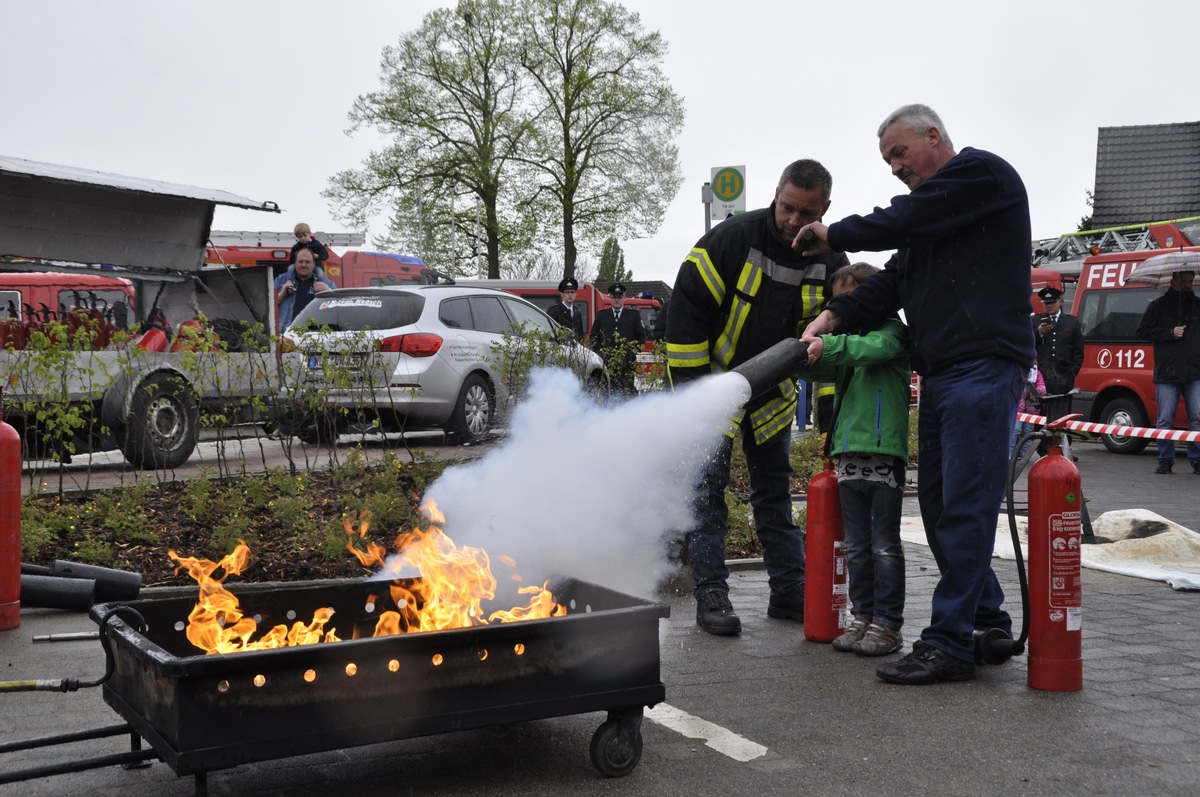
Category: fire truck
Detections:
[
  {"x1": 206, "y1": 231, "x2": 431, "y2": 290},
  {"x1": 1033, "y1": 217, "x2": 1200, "y2": 453}
]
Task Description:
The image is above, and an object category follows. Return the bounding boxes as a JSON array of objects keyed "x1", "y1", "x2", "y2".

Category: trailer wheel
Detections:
[
  {"x1": 120, "y1": 373, "x2": 199, "y2": 469},
  {"x1": 590, "y1": 717, "x2": 643, "y2": 777},
  {"x1": 444, "y1": 374, "x2": 493, "y2": 445},
  {"x1": 1099, "y1": 397, "x2": 1150, "y2": 455}
]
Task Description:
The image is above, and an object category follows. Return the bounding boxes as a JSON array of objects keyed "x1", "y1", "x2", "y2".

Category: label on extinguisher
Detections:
[
  {"x1": 832, "y1": 540, "x2": 848, "y2": 609},
  {"x1": 1048, "y1": 510, "x2": 1082, "y2": 611}
]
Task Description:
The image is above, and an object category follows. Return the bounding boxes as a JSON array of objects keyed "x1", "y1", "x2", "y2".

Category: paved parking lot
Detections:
[{"x1": 3, "y1": 439, "x2": 1198, "y2": 795}]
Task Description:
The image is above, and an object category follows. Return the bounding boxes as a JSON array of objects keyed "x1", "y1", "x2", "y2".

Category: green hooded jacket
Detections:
[{"x1": 806, "y1": 317, "x2": 911, "y2": 459}]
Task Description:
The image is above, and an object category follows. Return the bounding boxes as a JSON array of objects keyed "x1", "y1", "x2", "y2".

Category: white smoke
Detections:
[{"x1": 423, "y1": 367, "x2": 750, "y2": 599}]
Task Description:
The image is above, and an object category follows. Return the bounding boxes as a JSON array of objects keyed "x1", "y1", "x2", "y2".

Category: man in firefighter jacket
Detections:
[
  {"x1": 666, "y1": 159, "x2": 848, "y2": 636},
  {"x1": 589, "y1": 283, "x2": 646, "y2": 398}
]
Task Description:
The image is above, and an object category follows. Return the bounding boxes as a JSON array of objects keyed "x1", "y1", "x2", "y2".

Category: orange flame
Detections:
[
  {"x1": 172, "y1": 501, "x2": 565, "y2": 655},
  {"x1": 168, "y1": 541, "x2": 341, "y2": 655}
]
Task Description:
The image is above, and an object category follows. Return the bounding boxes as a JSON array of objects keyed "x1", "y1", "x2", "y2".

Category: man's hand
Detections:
[
  {"x1": 313, "y1": 282, "x2": 331, "y2": 294},
  {"x1": 793, "y1": 222, "x2": 831, "y2": 255},
  {"x1": 1175, "y1": 325, "x2": 1186, "y2": 339},
  {"x1": 803, "y1": 309, "x2": 840, "y2": 339},
  {"x1": 278, "y1": 280, "x2": 295, "y2": 300}
]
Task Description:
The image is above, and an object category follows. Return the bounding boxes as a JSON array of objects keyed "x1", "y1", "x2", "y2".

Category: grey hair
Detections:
[
  {"x1": 877, "y1": 104, "x2": 953, "y2": 151},
  {"x1": 776, "y1": 159, "x2": 833, "y2": 202}
]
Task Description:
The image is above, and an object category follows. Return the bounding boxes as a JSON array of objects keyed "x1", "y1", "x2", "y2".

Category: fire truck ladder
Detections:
[{"x1": 207, "y1": 231, "x2": 366, "y2": 247}]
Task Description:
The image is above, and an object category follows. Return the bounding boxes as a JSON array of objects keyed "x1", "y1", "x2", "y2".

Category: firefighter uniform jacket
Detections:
[
  {"x1": 665, "y1": 203, "x2": 848, "y2": 444},
  {"x1": 547, "y1": 302, "x2": 585, "y2": 340},
  {"x1": 1033, "y1": 311, "x2": 1084, "y2": 395},
  {"x1": 591, "y1": 306, "x2": 646, "y2": 393}
]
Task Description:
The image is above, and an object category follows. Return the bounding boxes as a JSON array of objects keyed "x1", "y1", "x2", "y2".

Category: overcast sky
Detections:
[{"x1": 4, "y1": 0, "x2": 1196, "y2": 284}]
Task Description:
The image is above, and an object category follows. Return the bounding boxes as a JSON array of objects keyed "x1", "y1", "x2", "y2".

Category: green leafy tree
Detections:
[
  {"x1": 597, "y1": 236, "x2": 631, "y2": 282},
  {"x1": 518, "y1": 0, "x2": 684, "y2": 280},
  {"x1": 326, "y1": 0, "x2": 537, "y2": 278}
]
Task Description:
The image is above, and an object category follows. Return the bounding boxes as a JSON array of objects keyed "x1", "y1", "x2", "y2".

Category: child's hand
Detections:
[{"x1": 800, "y1": 334, "x2": 824, "y2": 364}]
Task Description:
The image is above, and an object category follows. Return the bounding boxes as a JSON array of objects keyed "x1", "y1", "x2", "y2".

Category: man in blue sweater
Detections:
[{"x1": 798, "y1": 104, "x2": 1034, "y2": 684}]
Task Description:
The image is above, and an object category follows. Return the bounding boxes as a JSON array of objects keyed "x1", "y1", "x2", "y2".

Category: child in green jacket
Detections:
[{"x1": 802, "y1": 263, "x2": 912, "y2": 656}]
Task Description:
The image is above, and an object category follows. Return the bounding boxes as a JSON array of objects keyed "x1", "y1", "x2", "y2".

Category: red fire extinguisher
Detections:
[
  {"x1": 1, "y1": 410, "x2": 21, "y2": 631},
  {"x1": 1026, "y1": 440, "x2": 1083, "y2": 691},
  {"x1": 805, "y1": 460, "x2": 848, "y2": 642}
]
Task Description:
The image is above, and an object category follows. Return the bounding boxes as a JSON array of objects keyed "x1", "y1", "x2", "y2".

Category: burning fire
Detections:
[{"x1": 169, "y1": 500, "x2": 565, "y2": 655}]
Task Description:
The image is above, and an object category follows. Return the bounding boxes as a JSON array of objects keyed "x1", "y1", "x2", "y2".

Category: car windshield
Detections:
[{"x1": 290, "y1": 291, "x2": 424, "y2": 332}]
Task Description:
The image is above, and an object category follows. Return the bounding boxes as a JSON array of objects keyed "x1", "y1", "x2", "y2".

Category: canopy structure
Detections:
[{"x1": 0, "y1": 155, "x2": 279, "y2": 273}]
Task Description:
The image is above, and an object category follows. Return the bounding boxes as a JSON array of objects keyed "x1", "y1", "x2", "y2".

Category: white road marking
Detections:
[{"x1": 645, "y1": 703, "x2": 769, "y2": 762}]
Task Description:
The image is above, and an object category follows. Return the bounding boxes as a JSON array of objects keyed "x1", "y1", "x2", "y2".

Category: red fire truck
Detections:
[
  {"x1": 1034, "y1": 218, "x2": 1199, "y2": 453},
  {"x1": 205, "y1": 231, "x2": 430, "y2": 289}
]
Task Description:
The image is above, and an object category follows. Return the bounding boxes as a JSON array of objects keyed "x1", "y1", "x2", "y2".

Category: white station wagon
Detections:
[{"x1": 280, "y1": 284, "x2": 606, "y2": 444}]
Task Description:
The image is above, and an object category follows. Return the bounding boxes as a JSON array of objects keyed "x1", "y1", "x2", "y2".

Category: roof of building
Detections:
[{"x1": 1091, "y1": 122, "x2": 1200, "y2": 227}]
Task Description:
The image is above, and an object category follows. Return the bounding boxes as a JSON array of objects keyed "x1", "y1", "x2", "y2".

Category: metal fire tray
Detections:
[{"x1": 89, "y1": 577, "x2": 668, "y2": 783}]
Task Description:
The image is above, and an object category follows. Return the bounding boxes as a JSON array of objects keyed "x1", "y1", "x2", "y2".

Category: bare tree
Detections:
[
  {"x1": 326, "y1": 1, "x2": 536, "y2": 278},
  {"x1": 518, "y1": 0, "x2": 684, "y2": 279}
]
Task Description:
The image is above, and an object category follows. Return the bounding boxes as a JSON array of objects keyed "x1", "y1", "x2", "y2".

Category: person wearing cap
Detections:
[
  {"x1": 1136, "y1": 269, "x2": 1200, "y2": 475},
  {"x1": 1032, "y1": 285, "x2": 1083, "y2": 426},
  {"x1": 666, "y1": 158, "x2": 848, "y2": 636},
  {"x1": 589, "y1": 283, "x2": 646, "y2": 398},
  {"x1": 547, "y1": 277, "x2": 585, "y2": 340}
]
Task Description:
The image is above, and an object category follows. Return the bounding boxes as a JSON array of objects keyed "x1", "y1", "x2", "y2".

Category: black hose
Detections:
[{"x1": 0, "y1": 606, "x2": 146, "y2": 693}]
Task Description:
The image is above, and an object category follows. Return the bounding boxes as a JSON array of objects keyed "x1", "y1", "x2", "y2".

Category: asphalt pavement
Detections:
[{"x1": 2, "y1": 437, "x2": 1199, "y2": 795}]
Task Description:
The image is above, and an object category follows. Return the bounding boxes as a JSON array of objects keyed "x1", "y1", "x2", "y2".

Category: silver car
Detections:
[{"x1": 279, "y1": 284, "x2": 606, "y2": 444}]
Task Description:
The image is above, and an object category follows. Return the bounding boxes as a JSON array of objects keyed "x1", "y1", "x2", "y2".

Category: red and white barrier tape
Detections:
[{"x1": 1016, "y1": 412, "x2": 1200, "y2": 444}]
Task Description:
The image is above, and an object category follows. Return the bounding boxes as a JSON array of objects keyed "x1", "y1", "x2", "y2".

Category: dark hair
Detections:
[{"x1": 777, "y1": 159, "x2": 833, "y2": 202}]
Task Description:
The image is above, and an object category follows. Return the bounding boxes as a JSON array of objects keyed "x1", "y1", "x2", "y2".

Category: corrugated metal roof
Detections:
[
  {"x1": 0, "y1": 155, "x2": 276, "y2": 211},
  {"x1": 1092, "y1": 122, "x2": 1200, "y2": 227}
]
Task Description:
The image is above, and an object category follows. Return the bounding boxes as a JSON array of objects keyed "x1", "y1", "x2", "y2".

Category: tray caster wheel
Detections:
[{"x1": 590, "y1": 714, "x2": 643, "y2": 777}]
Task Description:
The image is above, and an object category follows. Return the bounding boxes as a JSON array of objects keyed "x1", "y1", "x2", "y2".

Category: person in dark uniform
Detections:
[
  {"x1": 589, "y1": 283, "x2": 646, "y2": 398},
  {"x1": 1032, "y1": 285, "x2": 1084, "y2": 421},
  {"x1": 546, "y1": 277, "x2": 585, "y2": 340}
]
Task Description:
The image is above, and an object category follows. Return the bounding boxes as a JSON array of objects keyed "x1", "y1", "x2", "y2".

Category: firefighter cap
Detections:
[
  {"x1": 607, "y1": 283, "x2": 627, "y2": 297},
  {"x1": 1037, "y1": 286, "x2": 1063, "y2": 303},
  {"x1": 557, "y1": 278, "x2": 578, "y2": 292}
]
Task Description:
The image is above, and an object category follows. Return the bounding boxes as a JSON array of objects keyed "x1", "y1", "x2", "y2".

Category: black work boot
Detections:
[
  {"x1": 696, "y1": 590, "x2": 741, "y2": 635},
  {"x1": 767, "y1": 587, "x2": 805, "y2": 621},
  {"x1": 1155, "y1": 460, "x2": 1173, "y2": 475}
]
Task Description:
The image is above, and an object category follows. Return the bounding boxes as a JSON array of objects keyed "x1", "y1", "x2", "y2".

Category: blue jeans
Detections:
[
  {"x1": 1154, "y1": 380, "x2": 1200, "y2": 463},
  {"x1": 840, "y1": 478, "x2": 905, "y2": 630},
  {"x1": 690, "y1": 424, "x2": 804, "y2": 599},
  {"x1": 917, "y1": 358, "x2": 1023, "y2": 662}
]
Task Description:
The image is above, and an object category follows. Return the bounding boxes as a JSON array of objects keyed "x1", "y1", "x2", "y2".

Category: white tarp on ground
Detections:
[{"x1": 900, "y1": 509, "x2": 1200, "y2": 591}]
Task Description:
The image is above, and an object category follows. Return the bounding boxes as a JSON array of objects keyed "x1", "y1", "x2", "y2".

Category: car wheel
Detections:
[
  {"x1": 297, "y1": 410, "x2": 341, "y2": 445},
  {"x1": 119, "y1": 373, "x2": 199, "y2": 469},
  {"x1": 445, "y1": 374, "x2": 493, "y2": 444},
  {"x1": 1099, "y1": 397, "x2": 1149, "y2": 455}
]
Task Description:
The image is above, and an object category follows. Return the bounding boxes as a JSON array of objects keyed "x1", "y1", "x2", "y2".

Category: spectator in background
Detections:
[
  {"x1": 1012, "y1": 360, "x2": 1046, "y2": 457},
  {"x1": 547, "y1": 277, "x2": 586, "y2": 340},
  {"x1": 290, "y1": 223, "x2": 329, "y2": 266},
  {"x1": 1136, "y1": 269, "x2": 1200, "y2": 475},
  {"x1": 589, "y1": 283, "x2": 646, "y2": 398},
  {"x1": 275, "y1": 247, "x2": 335, "y2": 329},
  {"x1": 1032, "y1": 285, "x2": 1083, "y2": 429}
]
